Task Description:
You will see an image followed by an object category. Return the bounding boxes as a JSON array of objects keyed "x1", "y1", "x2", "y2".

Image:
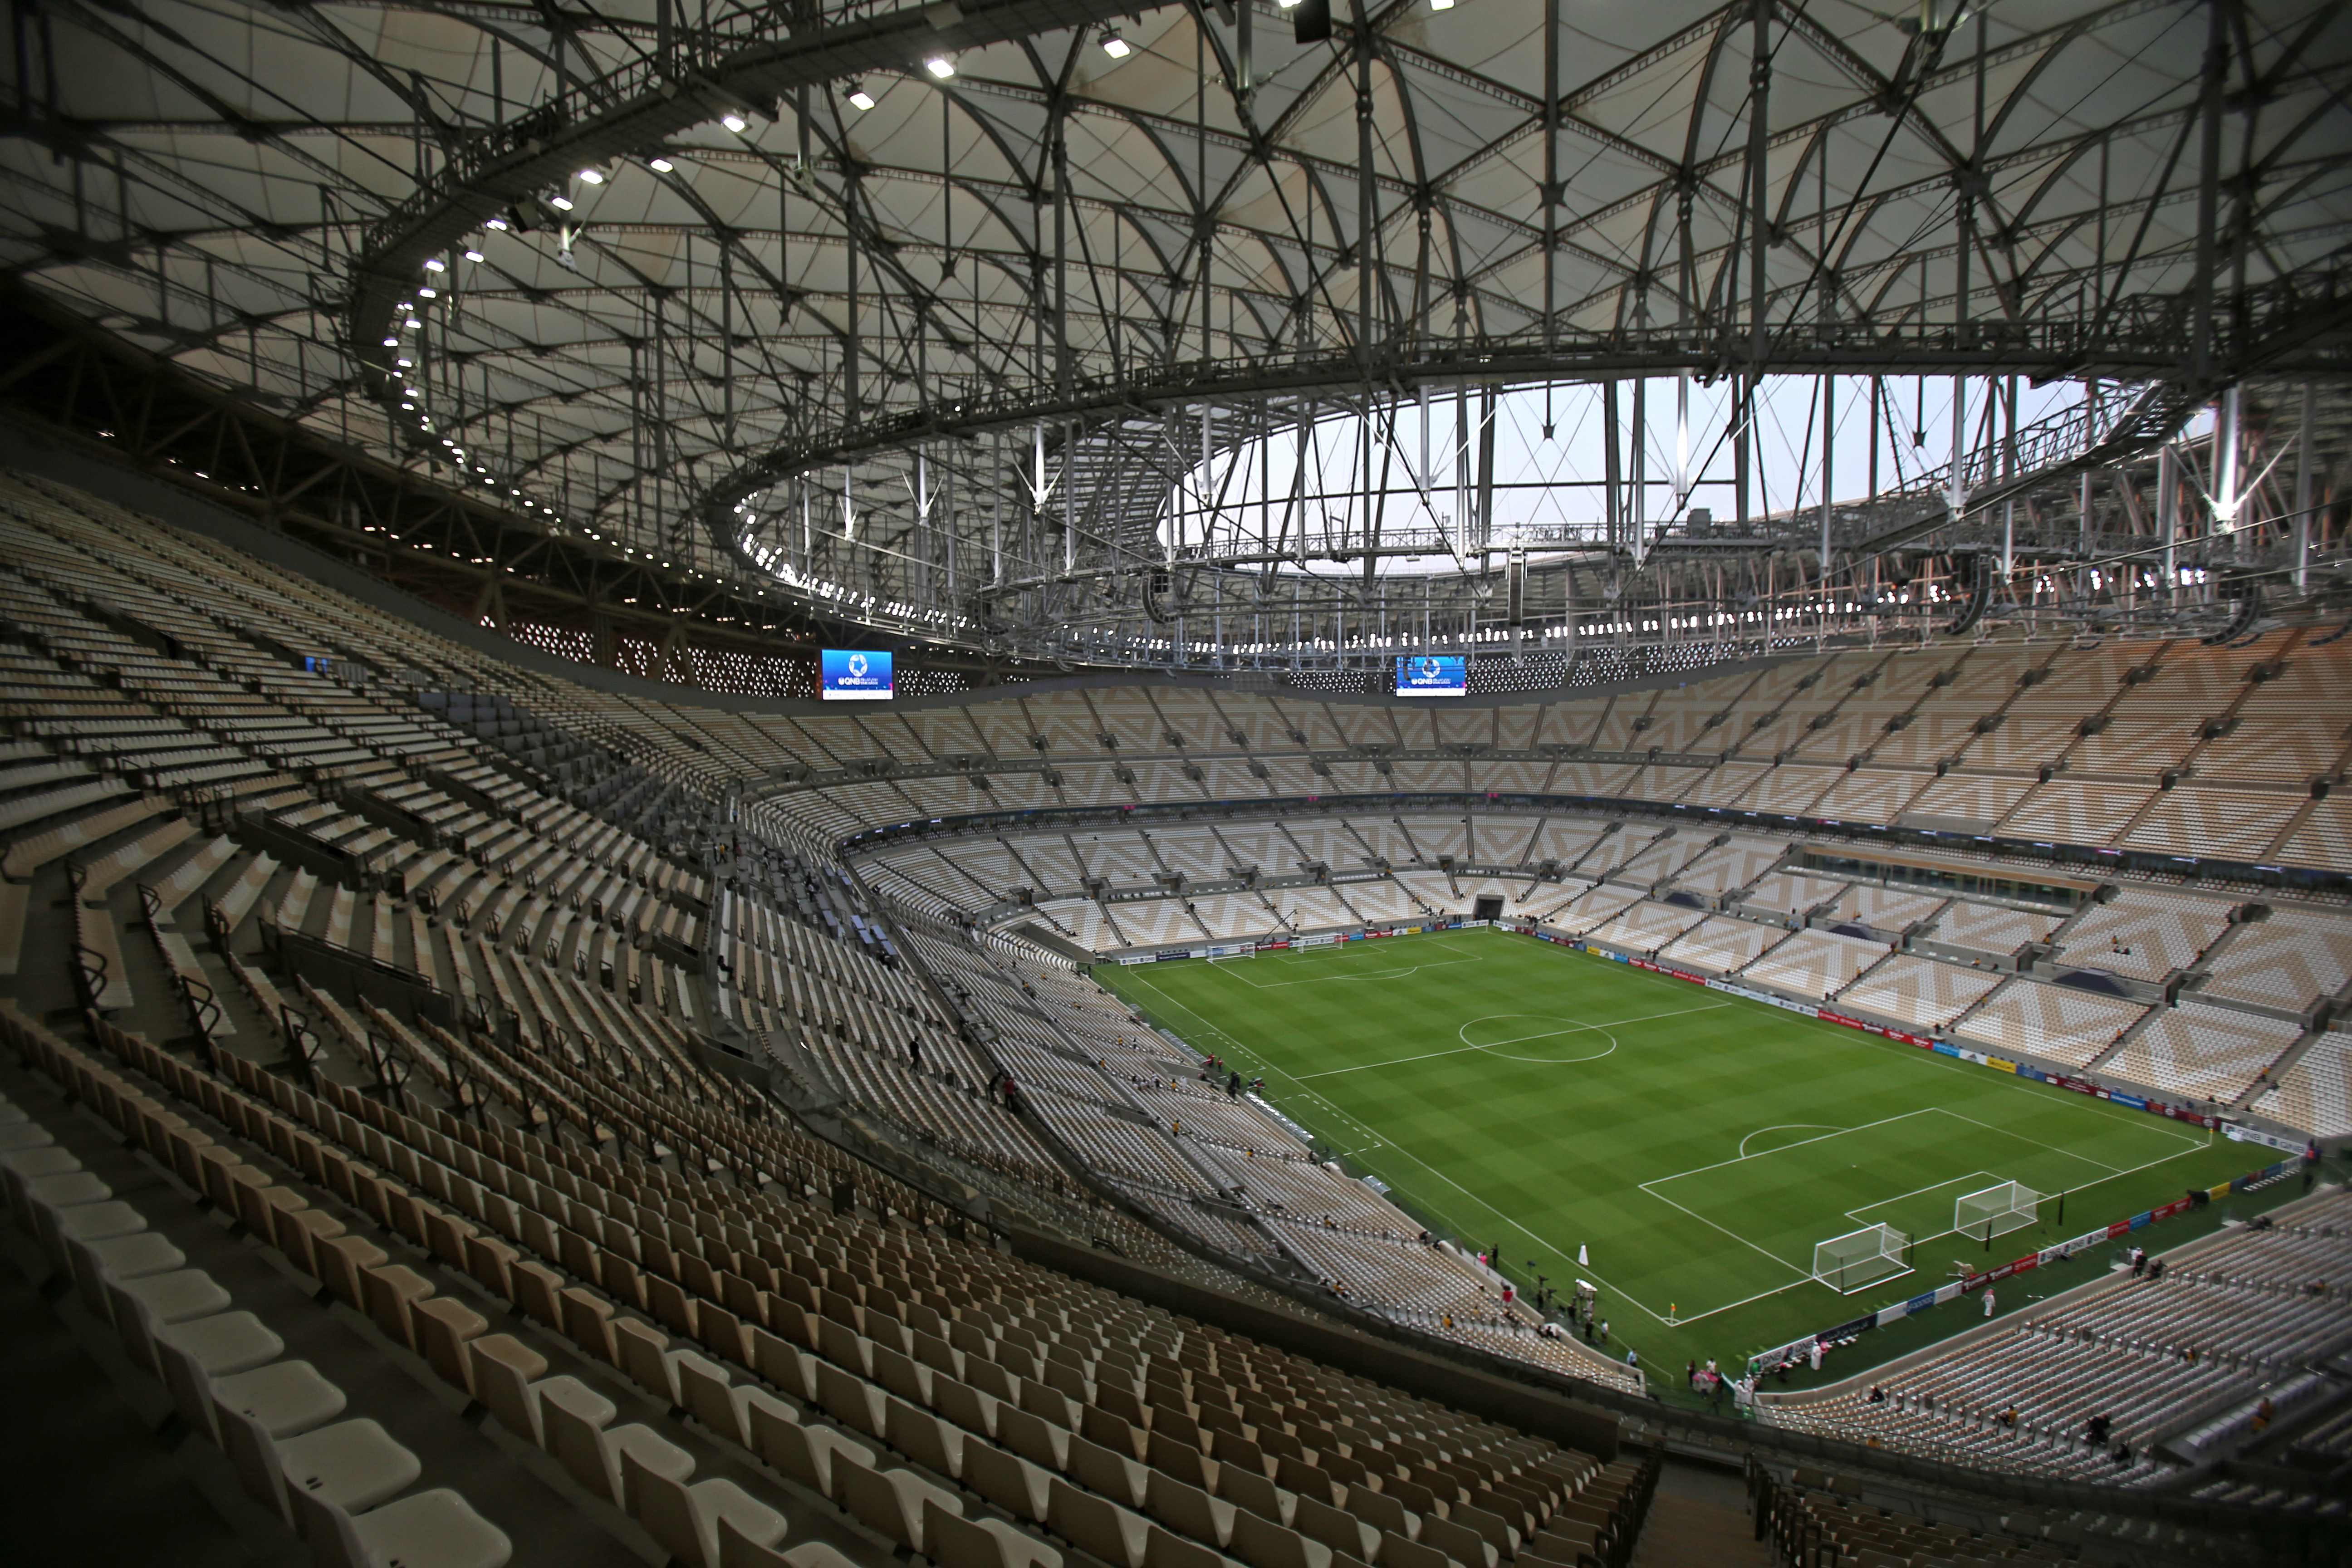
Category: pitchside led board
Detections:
[
  {"x1": 1395, "y1": 654, "x2": 1468, "y2": 697},
  {"x1": 820, "y1": 649, "x2": 894, "y2": 701}
]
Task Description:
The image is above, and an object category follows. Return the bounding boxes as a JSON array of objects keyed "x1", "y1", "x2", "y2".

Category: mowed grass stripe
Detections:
[{"x1": 1104, "y1": 927, "x2": 2252, "y2": 1373}]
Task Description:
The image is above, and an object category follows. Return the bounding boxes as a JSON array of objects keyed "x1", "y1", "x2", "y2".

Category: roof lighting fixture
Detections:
[
  {"x1": 417, "y1": 286, "x2": 438, "y2": 299},
  {"x1": 578, "y1": 167, "x2": 604, "y2": 184},
  {"x1": 423, "y1": 256, "x2": 446, "y2": 272},
  {"x1": 382, "y1": 336, "x2": 400, "y2": 347},
  {"x1": 924, "y1": 55, "x2": 956, "y2": 79},
  {"x1": 648, "y1": 156, "x2": 675, "y2": 172},
  {"x1": 847, "y1": 85, "x2": 876, "y2": 111},
  {"x1": 1430, "y1": 0, "x2": 1452, "y2": 9},
  {"x1": 463, "y1": 249, "x2": 484, "y2": 263},
  {"x1": 549, "y1": 193, "x2": 573, "y2": 211},
  {"x1": 721, "y1": 111, "x2": 749, "y2": 133},
  {"x1": 1101, "y1": 32, "x2": 1131, "y2": 57},
  {"x1": 486, "y1": 216, "x2": 509, "y2": 231},
  {"x1": 396, "y1": 357, "x2": 412, "y2": 368}
]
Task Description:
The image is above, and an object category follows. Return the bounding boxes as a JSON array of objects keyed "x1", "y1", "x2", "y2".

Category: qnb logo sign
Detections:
[
  {"x1": 1395, "y1": 654, "x2": 1468, "y2": 697},
  {"x1": 821, "y1": 648, "x2": 894, "y2": 701}
]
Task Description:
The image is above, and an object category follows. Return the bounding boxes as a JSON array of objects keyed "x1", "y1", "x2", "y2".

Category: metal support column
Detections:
[
  {"x1": 2158, "y1": 443, "x2": 2180, "y2": 597},
  {"x1": 2294, "y1": 382, "x2": 2315, "y2": 591}
]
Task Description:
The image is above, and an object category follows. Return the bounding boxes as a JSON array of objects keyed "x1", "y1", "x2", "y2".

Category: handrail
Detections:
[
  {"x1": 176, "y1": 972, "x2": 225, "y2": 1054},
  {"x1": 363, "y1": 1024, "x2": 417, "y2": 1112},
  {"x1": 278, "y1": 1002, "x2": 327, "y2": 1090},
  {"x1": 70, "y1": 939, "x2": 108, "y2": 1014}
]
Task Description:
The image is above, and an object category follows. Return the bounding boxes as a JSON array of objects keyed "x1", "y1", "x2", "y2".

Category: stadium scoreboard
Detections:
[
  {"x1": 1395, "y1": 655, "x2": 1468, "y2": 697},
  {"x1": 821, "y1": 649, "x2": 894, "y2": 700}
]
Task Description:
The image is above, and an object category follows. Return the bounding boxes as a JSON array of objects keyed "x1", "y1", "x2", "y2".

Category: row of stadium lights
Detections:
[
  {"x1": 377, "y1": 34, "x2": 1032, "y2": 591},
  {"x1": 375, "y1": 16, "x2": 1546, "y2": 639}
]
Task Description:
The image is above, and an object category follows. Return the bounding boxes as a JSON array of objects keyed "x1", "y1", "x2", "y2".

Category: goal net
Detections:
[
  {"x1": 1812, "y1": 1224, "x2": 1911, "y2": 1294},
  {"x1": 1956, "y1": 1180, "x2": 2041, "y2": 1243},
  {"x1": 1205, "y1": 944, "x2": 1256, "y2": 962}
]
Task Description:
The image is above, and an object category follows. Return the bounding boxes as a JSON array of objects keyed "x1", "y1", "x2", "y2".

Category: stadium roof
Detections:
[{"x1": 3, "y1": 0, "x2": 2350, "y2": 668}]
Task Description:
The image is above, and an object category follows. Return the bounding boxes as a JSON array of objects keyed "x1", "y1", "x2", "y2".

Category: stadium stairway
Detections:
[{"x1": 1626, "y1": 1458, "x2": 1771, "y2": 1568}]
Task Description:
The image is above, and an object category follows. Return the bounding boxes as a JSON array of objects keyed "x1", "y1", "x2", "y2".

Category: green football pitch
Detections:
[{"x1": 1098, "y1": 926, "x2": 2272, "y2": 1384}]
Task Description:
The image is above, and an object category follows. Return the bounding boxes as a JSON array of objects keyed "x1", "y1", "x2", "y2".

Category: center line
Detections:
[{"x1": 1297, "y1": 1000, "x2": 1733, "y2": 1078}]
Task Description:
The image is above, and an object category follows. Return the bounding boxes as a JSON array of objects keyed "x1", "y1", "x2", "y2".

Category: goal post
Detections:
[
  {"x1": 1812, "y1": 1223, "x2": 1911, "y2": 1295},
  {"x1": 1955, "y1": 1180, "x2": 2041, "y2": 1244},
  {"x1": 1205, "y1": 944, "x2": 1256, "y2": 962}
]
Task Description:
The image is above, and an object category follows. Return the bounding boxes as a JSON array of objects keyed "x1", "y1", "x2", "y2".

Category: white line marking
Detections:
[
  {"x1": 1637, "y1": 1181, "x2": 1819, "y2": 1279},
  {"x1": 1641, "y1": 1108, "x2": 1950, "y2": 1186},
  {"x1": 1295, "y1": 1000, "x2": 1731, "y2": 1079},
  {"x1": 1119, "y1": 930, "x2": 2218, "y2": 1328},
  {"x1": 1845, "y1": 1170, "x2": 1998, "y2": 1218},
  {"x1": 1215, "y1": 946, "x2": 1487, "y2": 989},
  {"x1": 1932, "y1": 1107, "x2": 2126, "y2": 1176},
  {"x1": 1739, "y1": 1123, "x2": 1844, "y2": 1158}
]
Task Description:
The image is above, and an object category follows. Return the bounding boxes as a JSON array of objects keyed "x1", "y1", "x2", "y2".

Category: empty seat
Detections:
[
  {"x1": 622, "y1": 1445, "x2": 789, "y2": 1568},
  {"x1": 222, "y1": 1409, "x2": 422, "y2": 1524},
  {"x1": 289, "y1": 1484, "x2": 513, "y2": 1568}
]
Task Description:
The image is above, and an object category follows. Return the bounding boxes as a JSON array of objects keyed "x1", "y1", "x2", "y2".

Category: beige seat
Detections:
[
  {"x1": 925, "y1": 1500, "x2": 1067, "y2": 1568},
  {"x1": 210, "y1": 1358, "x2": 349, "y2": 1440},
  {"x1": 1, "y1": 1142, "x2": 79, "y2": 1227},
  {"x1": 137, "y1": 1304, "x2": 284, "y2": 1383},
  {"x1": 545, "y1": 1392, "x2": 692, "y2": 1506},
  {"x1": 289, "y1": 1483, "x2": 513, "y2": 1568},
  {"x1": 837, "y1": 1454, "x2": 961, "y2": 1553},
  {"x1": 1049, "y1": 1477, "x2": 1152, "y2": 1568},
  {"x1": 465, "y1": 1335, "x2": 554, "y2": 1444},
  {"x1": 359, "y1": 1262, "x2": 437, "y2": 1349},
  {"x1": 66, "y1": 1229, "x2": 184, "y2": 1317},
  {"x1": 613, "y1": 1315, "x2": 694, "y2": 1404},
  {"x1": 714, "y1": 1519, "x2": 862, "y2": 1568},
  {"x1": 221, "y1": 1406, "x2": 422, "y2": 1525},
  {"x1": 622, "y1": 1445, "x2": 789, "y2": 1568},
  {"x1": 884, "y1": 1396, "x2": 967, "y2": 1480},
  {"x1": 680, "y1": 1356, "x2": 794, "y2": 1451},
  {"x1": 46, "y1": 1198, "x2": 147, "y2": 1256},
  {"x1": 1144, "y1": 1525, "x2": 1234, "y2": 1568},
  {"x1": 746, "y1": 1399, "x2": 872, "y2": 1502},
  {"x1": 0, "y1": 1120, "x2": 56, "y2": 1152},
  {"x1": 116, "y1": 1268, "x2": 233, "y2": 1327},
  {"x1": 964, "y1": 1433, "x2": 1055, "y2": 1523},
  {"x1": 314, "y1": 1234, "x2": 390, "y2": 1313},
  {"x1": 155, "y1": 1334, "x2": 342, "y2": 1443}
]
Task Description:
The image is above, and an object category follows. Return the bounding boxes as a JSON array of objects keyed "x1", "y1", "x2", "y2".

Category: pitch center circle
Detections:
[{"x1": 1457, "y1": 1014, "x2": 1619, "y2": 1064}]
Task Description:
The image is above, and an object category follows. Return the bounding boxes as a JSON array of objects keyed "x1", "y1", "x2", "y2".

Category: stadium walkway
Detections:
[{"x1": 1631, "y1": 1456, "x2": 1773, "y2": 1568}]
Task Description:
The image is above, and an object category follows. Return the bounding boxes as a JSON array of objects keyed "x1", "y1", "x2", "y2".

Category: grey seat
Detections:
[
  {"x1": 51, "y1": 1199, "x2": 147, "y2": 1250},
  {"x1": 66, "y1": 1228, "x2": 184, "y2": 1315},
  {"x1": 222, "y1": 1406, "x2": 422, "y2": 1524},
  {"x1": 289, "y1": 1484, "x2": 514, "y2": 1568},
  {"x1": 1, "y1": 1142, "x2": 79, "y2": 1226},
  {"x1": 118, "y1": 1268, "x2": 233, "y2": 1326},
  {"x1": 214, "y1": 1358, "x2": 350, "y2": 1439}
]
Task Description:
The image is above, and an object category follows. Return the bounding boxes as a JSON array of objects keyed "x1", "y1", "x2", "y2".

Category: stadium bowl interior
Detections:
[{"x1": 0, "y1": 0, "x2": 2348, "y2": 1564}]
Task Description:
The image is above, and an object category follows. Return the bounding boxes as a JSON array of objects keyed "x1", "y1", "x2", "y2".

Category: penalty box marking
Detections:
[{"x1": 1641, "y1": 1109, "x2": 1999, "y2": 1272}]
